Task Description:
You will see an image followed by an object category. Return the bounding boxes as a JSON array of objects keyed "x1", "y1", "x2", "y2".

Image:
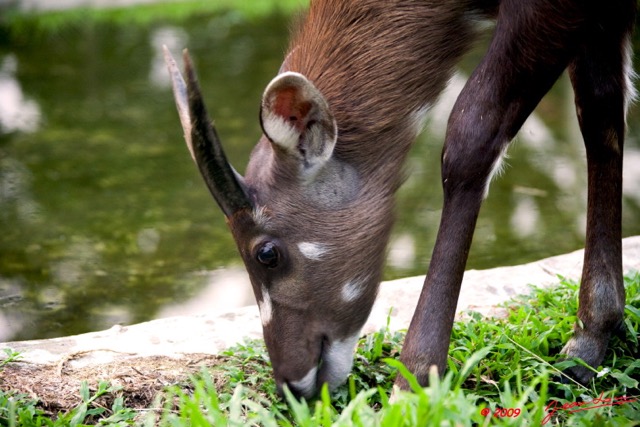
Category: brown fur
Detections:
[{"x1": 286, "y1": 0, "x2": 496, "y2": 179}]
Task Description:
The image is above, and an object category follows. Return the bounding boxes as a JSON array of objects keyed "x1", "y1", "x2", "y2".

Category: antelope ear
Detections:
[{"x1": 260, "y1": 72, "x2": 337, "y2": 179}]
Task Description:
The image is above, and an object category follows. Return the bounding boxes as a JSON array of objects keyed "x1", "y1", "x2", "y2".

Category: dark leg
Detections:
[
  {"x1": 398, "y1": 0, "x2": 585, "y2": 388},
  {"x1": 560, "y1": 2, "x2": 636, "y2": 384}
]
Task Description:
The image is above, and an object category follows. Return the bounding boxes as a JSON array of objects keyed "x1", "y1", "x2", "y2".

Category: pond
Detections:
[{"x1": 1, "y1": 8, "x2": 639, "y2": 342}]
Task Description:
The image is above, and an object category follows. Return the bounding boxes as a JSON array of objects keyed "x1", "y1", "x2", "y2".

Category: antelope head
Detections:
[{"x1": 164, "y1": 48, "x2": 394, "y2": 399}]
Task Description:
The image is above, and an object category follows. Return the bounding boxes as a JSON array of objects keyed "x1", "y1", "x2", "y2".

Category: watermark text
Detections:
[{"x1": 542, "y1": 393, "x2": 637, "y2": 425}]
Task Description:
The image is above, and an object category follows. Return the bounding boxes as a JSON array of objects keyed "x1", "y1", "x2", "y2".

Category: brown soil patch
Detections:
[{"x1": 0, "y1": 352, "x2": 230, "y2": 421}]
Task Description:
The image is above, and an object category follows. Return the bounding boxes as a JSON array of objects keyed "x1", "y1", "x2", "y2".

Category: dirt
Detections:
[{"x1": 0, "y1": 352, "x2": 229, "y2": 421}]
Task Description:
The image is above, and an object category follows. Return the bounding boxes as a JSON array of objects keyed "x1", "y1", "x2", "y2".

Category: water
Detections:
[{"x1": 1, "y1": 10, "x2": 639, "y2": 342}]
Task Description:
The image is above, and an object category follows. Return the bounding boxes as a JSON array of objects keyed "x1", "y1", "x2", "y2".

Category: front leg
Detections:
[
  {"x1": 398, "y1": 0, "x2": 581, "y2": 388},
  {"x1": 397, "y1": 187, "x2": 484, "y2": 388}
]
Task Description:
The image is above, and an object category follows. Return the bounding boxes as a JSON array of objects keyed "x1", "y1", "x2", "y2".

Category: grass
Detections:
[{"x1": 1, "y1": 273, "x2": 639, "y2": 426}]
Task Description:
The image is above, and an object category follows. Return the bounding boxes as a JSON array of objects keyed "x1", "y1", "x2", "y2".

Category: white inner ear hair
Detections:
[{"x1": 262, "y1": 111, "x2": 300, "y2": 151}]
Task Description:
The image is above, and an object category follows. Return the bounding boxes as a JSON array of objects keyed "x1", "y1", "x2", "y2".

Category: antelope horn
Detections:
[{"x1": 163, "y1": 46, "x2": 253, "y2": 217}]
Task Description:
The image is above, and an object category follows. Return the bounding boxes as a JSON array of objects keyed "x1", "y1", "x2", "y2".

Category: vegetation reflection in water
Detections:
[{"x1": 0, "y1": 7, "x2": 639, "y2": 342}]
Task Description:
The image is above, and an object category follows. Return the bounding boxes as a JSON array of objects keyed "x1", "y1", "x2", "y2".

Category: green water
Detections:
[{"x1": 1, "y1": 10, "x2": 639, "y2": 342}]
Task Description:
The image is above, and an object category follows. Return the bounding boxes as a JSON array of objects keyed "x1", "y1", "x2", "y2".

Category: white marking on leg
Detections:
[
  {"x1": 623, "y1": 34, "x2": 637, "y2": 119},
  {"x1": 483, "y1": 144, "x2": 509, "y2": 199},
  {"x1": 258, "y1": 284, "x2": 273, "y2": 327},
  {"x1": 321, "y1": 332, "x2": 361, "y2": 390},
  {"x1": 341, "y1": 274, "x2": 370, "y2": 303},
  {"x1": 289, "y1": 366, "x2": 318, "y2": 398},
  {"x1": 297, "y1": 242, "x2": 327, "y2": 260}
]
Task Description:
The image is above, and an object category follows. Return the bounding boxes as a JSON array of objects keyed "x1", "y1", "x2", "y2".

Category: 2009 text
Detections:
[{"x1": 480, "y1": 407, "x2": 521, "y2": 418}]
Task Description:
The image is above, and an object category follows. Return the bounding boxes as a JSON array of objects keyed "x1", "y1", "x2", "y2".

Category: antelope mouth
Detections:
[
  {"x1": 287, "y1": 365, "x2": 320, "y2": 399},
  {"x1": 279, "y1": 336, "x2": 326, "y2": 399},
  {"x1": 281, "y1": 332, "x2": 361, "y2": 399}
]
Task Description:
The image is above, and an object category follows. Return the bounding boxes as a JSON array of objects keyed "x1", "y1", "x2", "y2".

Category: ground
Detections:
[{"x1": 1, "y1": 353, "x2": 226, "y2": 418}]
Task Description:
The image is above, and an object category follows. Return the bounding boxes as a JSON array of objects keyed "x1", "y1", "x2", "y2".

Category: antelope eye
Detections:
[{"x1": 256, "y1": 241, "x2": 280, "y2": 268}]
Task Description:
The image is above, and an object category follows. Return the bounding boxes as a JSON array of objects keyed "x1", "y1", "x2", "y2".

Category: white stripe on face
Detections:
[{"x1": 258, "y1": 284, "x2": 273, "y2": 327}]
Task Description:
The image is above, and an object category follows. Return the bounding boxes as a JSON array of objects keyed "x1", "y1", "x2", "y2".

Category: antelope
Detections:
[{"x1": 163, "y1": 0, "x2": 636, "y2": 399}]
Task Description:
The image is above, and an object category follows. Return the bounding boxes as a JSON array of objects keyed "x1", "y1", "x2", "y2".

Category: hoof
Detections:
[
  {"x1": 556, "y1": 364, "x2": 595, "y2": 385},
  {"x1": 558, "y1": 331, "x2": 610, "y2": 385}
]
